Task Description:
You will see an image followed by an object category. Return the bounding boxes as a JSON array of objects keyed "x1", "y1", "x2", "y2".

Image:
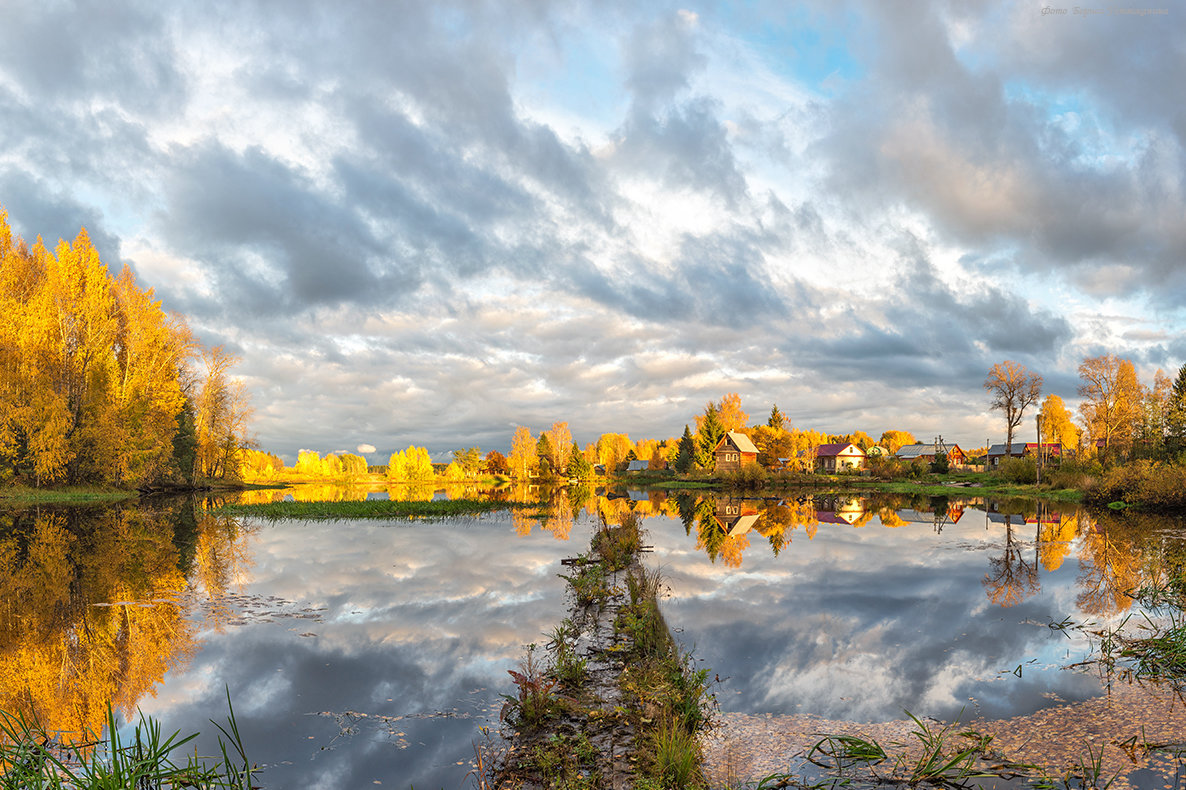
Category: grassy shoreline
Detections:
[
  {"x1": 629, "y1": 471, "x2": 1086, "y2": 504},
  {"x1": 832, "y1": 476, "x2": 1085, "y2": 503},
  {"x1": 0, "y1": 485, "x2": 139, "y2": 504},
  {"x1": 211, "y1": 497, "x2": 535, "y2": 520}
]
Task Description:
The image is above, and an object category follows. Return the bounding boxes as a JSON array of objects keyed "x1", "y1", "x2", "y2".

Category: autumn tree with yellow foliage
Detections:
[
  {"x1": 0, "y1": 210, "x2": 248, "y2": 487},
  {"x1": 1078, "y1": 353, "x2": 1142, "y2": 456},
  {"x1": 1038, "y1": 394, "x2": 1079, "y2": 451}
]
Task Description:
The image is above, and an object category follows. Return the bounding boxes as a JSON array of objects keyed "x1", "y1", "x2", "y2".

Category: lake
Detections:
[{"x1": 1, "y1": 487, "x2": 1184, "y2": 788}]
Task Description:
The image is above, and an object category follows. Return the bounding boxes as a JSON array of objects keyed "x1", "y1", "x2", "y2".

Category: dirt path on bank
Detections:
[{"x1": 703, "y1": 681, "x2": 1186, "y2": 790}]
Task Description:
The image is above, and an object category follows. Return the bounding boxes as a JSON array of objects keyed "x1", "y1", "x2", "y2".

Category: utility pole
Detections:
[{"x1": 1036, "y1": 414, "x2": 1043, "y2": 486}]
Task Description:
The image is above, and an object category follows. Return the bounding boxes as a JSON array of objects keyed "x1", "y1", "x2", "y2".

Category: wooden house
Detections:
[
  {"x1": 714, "y1": 498, "x2": 761, "y2": 536},
  {"x1": 986, "y1": 442, "x2": 1063, "y2": 468},
  {"x1": 895, "y1": 442, "x2": 967, "y2": 467},
  {"x1": 814, "y1": 442, "x2": 867, "y2": 472},
  {"x1": 714, "y1": 431, "x2": 759, "y2": 473}
]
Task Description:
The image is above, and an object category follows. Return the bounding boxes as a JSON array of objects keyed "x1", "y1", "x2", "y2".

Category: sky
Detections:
[{"x1": 2, "y1": 0, "x2": 1184, "y2": 462}]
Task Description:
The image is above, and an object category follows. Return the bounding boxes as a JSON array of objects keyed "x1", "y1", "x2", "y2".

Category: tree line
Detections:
[
  {"x1": 0, "y1": 210, "x2": 251, "y2": 488},
  {"x1": 985, "y1": 356, "x2": 1186, "y2": 461},
  {"x1": 246, "y1": 356, "x2": 1186, "y2": 487},
  {"x1": 478, "y1": 397, "x2": 921, "y2": 480}
]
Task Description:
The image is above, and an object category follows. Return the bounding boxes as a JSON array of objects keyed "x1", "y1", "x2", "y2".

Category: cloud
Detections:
[
  {"x1": 356, "y1": 444, "x2": 376, "y2": 454},
  {"x1": 0, "y1": 0, "x2": 1182, "y2": 457},
  {"x1": 814, "y1": 0, "x2": 1186, "y2": 303}
]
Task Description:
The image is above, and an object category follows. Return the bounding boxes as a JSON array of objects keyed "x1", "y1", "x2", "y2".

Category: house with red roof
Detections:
[{"x1": 814, "y1": 442, "x2": 866, "y2": 473}]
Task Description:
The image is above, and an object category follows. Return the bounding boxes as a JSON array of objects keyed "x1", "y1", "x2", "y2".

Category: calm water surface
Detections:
[{"x1": 2, "y1": 488, "x2": 1183, "y2": 789}]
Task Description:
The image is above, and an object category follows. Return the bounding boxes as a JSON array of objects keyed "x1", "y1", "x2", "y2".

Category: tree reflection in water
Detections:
[
  {"x1": 563, "y1": 491, "x2": 1186, "y2": 621},
  {"x1": 0, "y1": 500, "x2": 253, "y2": 745},
  {"x1": 6, "y1": 484, "x2": 1182, "y2": 764}
]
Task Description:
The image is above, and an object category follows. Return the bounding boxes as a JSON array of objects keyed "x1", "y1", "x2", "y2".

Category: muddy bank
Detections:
[{"x1": 487, "y1": 515, "x2": 712, "y2": 788}]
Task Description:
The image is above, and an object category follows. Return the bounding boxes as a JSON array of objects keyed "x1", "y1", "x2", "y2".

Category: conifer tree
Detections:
[
  {"x1": 768, "y1": 404, "x2": 787, "y2": 431},
  {"x1": 675, "y1": 425, "x2": 695, "y2": 473},
  {"x1": 536, "y1": 432, "x2": 554, "y2": 476},
  {"x1": 696, "y1": 404, "x2": 724, "y2": 470},
  {"x1": 568, "y1": 445, "x2": 592, "y2": 478},
  {"x1": 1168, "y1": 363, "x2": 1186, "y2": 454}
]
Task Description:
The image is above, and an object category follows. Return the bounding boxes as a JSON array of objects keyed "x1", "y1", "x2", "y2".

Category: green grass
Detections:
[
  {"x1": 649, "y1": 480, "x2": 716, "y2": 489},
  {"x1": 648, "y1": 470, "x2": 1086, "y2": 502},
  {"x1": 650, "y1": 717, "x2": 705, "y2": 788},
  {"x1": 211, "y1": 497, "x2": 533, "y2": 520},
  {"x1": 836, "y1": 477, "x2": 1085, "y2": 503},
  {"x1": 0, "y1": 485, "x2": 137, "y2": 504},
  {"x1": 0, "y1": 694, "x2": 252, "y2": 789},
  {"x1": 802, "y1": 712, "x2": 1011, "y2": 789}
]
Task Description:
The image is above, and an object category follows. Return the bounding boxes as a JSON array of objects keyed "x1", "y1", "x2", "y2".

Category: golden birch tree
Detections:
[{"x1": 1078, "y1": 354, "x2": 1142, "y2": 455}]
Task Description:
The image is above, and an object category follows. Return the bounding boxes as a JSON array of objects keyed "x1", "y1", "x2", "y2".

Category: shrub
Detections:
[
  {"x1": 869, "y1": 458, "x2": 907, "y2": 481},
  {"x1": 930, "y1": 452, "x2": 950, "y2": 474},
  {"x1": 1086, "y1": 460, "x2": 1186, "y2": 509},
  {"x1": 908, "y1": 460, "x2": 927, "y2": 479},
  {"x1": 722, "y1": 462, "x2": 768, "y2": 489},
  {"x1": 1047, "y1": 458, "x2": 1101, "y2": 490},
  {"x1": 996, "y1": 457, "x2": 1036, "y2": 484}
]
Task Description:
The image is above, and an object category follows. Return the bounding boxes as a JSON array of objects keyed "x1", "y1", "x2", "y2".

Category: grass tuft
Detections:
[{"x1": 0, "y1": 692, "x2": 252, "y2": 789}]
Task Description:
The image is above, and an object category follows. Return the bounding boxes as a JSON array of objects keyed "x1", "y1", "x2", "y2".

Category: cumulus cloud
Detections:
[
  {"x1": 1, "y1": 0, "x2": 1182, "y2": 456},
  {"x1": 356, "y1": 444, "x2": 376, "y2": 454}
]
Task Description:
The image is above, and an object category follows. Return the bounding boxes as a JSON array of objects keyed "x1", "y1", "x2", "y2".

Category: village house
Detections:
[
  {"x1": 986, "y1": 442, "x2": 1063, "y2": 468},
  {"x1": 714, "y1": 498, "x2": 761, "y2": 536},
  {"x1": 814, "y1": 442, "x2": 866, "y2": 472},
  {"x1": 714, "y1": 430, "x2": 759, "y2": 473},
  {"x1": 894, "y1": 442, "x2": 967, "y2": 467}
]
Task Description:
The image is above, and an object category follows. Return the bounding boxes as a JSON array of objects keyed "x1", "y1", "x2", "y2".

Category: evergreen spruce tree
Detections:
[
  {"x1": 768, "y1": 404, "x2": 787, "y2": 431},
  {"x1": 536, "y1": 432, "x2": 554, "y2": 477},
  {"x1": 1168, "y1": 363, "x2": 1186, "y2": 455},
  {"x1": 170, "y1": 396, "x2": 199, "y2": 485},
  {"x1": 675, "y1": 425, "x2": 695, "y2": 473},
  {"x1": 696, "y1": 404, "x2": 725, "y2": 470},
  {"x1": 568, "y1": 446, "x2": 592, "y2": 479}
]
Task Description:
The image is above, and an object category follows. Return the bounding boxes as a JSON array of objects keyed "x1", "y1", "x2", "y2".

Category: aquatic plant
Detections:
[
  {"x1": 559, "y1": 557, "x2": 611, "y2": 608},
  {"x1": 499, "y1": 645, "x2": 560, "y2": 730},
  {"x1": 805, "y1": 712, "x2": 998, "y2": 788},
  {"x1": 591, "y1": 512, "x2": 643, "y2": 571},
  {"x1": 0, "y1": 693, "x2": 252, "y2": 789}
]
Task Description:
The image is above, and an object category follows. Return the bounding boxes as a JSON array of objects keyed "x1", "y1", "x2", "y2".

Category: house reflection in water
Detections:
[
  {"x1": 890, "y1": 501, "x2": 966, "y2": 532},
  {"x1": 714, "y1": 498, "x2": 761, "y2": 536},
  {"x1": 813, "y1": 496, "x2": 867, "y2": 526}
]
